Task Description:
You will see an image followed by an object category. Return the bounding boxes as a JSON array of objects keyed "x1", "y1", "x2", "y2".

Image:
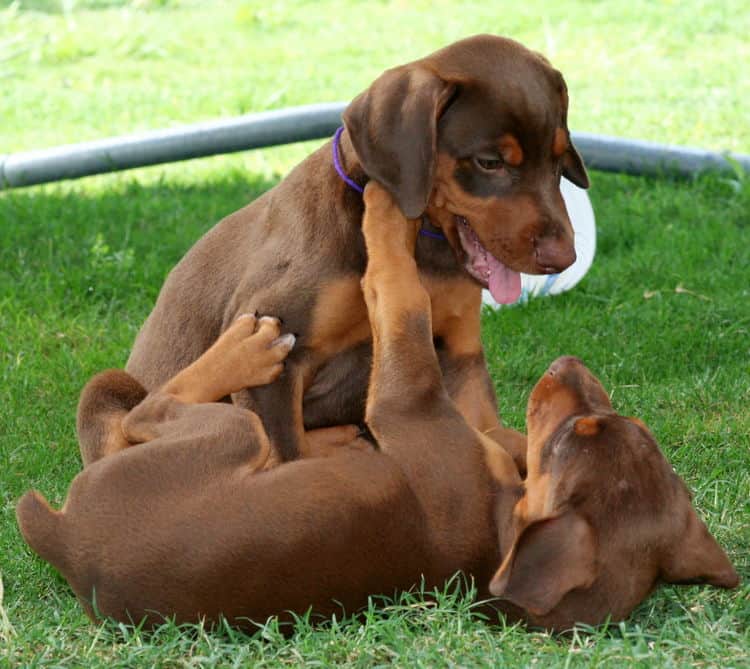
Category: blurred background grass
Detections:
[{"x1": 2, "y1": 0, "x2": 749, "y2": 155}]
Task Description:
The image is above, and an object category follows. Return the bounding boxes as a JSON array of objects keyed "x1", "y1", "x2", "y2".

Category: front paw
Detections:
[
  {"x1": 363, "y1": 180, "x2": 399, "y2": 212},
  {"x1": 362, "y1": 181, "x2": 419, "y2": 256}
]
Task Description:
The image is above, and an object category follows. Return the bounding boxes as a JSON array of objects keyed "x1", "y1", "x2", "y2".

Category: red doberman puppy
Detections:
[
  {"x1": 126, "y1": 34, "x2": 589, "y2": 467},
  {"x1": 17, "y1": 184, "x2": 738, "y2": 631}
]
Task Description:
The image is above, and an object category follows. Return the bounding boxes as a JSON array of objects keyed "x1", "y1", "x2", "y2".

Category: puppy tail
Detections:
[
  {"x1": 16, "y1": 490, "x2": 69, "y2": 573},
  {"x1": 77, "y1": 370, "x2": 148, "y2": 465}
]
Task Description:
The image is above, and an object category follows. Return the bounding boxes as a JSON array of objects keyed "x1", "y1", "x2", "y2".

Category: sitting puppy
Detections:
[
  {"x1": 17, "y1": 184, "x2": 737, "y2": 631},
  {"x1": 125, "y1": 34, "x2": 590, "y2": 468}
]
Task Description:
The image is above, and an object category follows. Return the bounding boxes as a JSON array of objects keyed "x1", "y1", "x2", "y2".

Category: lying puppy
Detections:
[
  {"x1": 125, "y1": 34, "x2": 589, "y2": 467},
  {"x1": 489, "y1": 354, "x2": 739, "y2": 626},
  {"x1": 17, "y1": 184, "x2": 737, "y2": 631}
]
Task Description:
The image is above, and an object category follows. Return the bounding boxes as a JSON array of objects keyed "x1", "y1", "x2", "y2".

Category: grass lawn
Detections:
[{"x1": 1, "y1": 1, "x2": 749, "y2": 666}]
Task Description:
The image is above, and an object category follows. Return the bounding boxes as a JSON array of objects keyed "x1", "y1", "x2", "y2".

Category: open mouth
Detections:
[{"x1": 455, "y1": 216, "x2": 522, "y2": 304}]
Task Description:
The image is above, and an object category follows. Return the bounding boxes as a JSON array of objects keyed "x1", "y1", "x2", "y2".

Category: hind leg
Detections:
[
  {"x1": 77, "y1": 314, "x2": 295, "y2": 467},
  {"x1": 160, "y1": 314, "x2": 295, "y2": 404},
  {"x1": 76, "y1": 371, "x2": 148, "y2": 467}
]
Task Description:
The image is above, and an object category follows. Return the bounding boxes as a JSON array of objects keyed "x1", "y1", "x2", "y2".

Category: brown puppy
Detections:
[
  {"x1": 17, "y1": 184, "x2": 520, "y2": 628},
  {"x1": 17, "y1": 184, "x2": 737, "y2": 631},
  {"x1": 125, "y1": 34, "x2": 587, "y2": 467},
  {"x1": 489, "y1": 355, "x2": 740, "y2": 628}
]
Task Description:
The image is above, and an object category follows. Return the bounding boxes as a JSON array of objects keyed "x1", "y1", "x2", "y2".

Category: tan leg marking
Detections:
[
  {"x1": 361, "y1": 181, "x2": 422, "y2": 319},
  {"x1": 162, "y1": 314, "x2": 295, "y2": 404}
]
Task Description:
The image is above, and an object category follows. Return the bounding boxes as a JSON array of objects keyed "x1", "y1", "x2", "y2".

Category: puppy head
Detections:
[
  {"x1": 343, "y1": 34, "x2": 587, "y2": 305},
  {"x1": 489, "y1": 356, "x2": 739, "y2": 630}
]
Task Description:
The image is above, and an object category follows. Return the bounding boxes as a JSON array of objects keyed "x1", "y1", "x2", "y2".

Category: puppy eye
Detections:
[{"x1": 474, "y1": 155, "x2": 504, "y2": 172}]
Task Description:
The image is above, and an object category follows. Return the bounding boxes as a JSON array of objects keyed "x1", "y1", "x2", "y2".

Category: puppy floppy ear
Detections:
[
  {"x1": 343, "y1": 65, "x2": 457, "y2": 218},
  {"x1": 489, "y1": 511, "x2": 598, "y2": 617},
  {"x1": 562, "y1": 141, "x2": 589, "y2": 189},
  {"x1": 660, "y1": 506, "x2": 739, "y2": 589},
  {"x1": 556, "y1": 77, "x2": 589, "y2": 190}
]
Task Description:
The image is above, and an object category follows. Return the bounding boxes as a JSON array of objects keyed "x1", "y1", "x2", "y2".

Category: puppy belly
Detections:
[{"x1": 303, "y1": 342, "x2": 372, "y2": 429}]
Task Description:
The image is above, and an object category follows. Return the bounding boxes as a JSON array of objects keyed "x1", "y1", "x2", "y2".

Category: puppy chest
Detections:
[
  {"x1": 305, "y1": 277, "x2": 371, "y2": 358},
  {"x1": 422, "y1": 274, "x2": 483, "y2": 357}
]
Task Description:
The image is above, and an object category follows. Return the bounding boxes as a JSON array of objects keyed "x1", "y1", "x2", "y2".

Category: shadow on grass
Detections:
[
  {"x1": 0, "y1": 169, "x2": 282, "y2": 314},
  {"x1": 2, "y1": 168, "x2": 748, "y2": 406}
]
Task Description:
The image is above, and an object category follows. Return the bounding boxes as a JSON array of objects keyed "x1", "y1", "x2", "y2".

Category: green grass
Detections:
[{"x1": 1, "y1": 1, "x2": 749, "y2": 666}]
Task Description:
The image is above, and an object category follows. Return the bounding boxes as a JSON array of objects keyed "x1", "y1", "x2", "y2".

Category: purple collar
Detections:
[{"x1": 333, "y1": 126, "x2": 446, "y2": 242}]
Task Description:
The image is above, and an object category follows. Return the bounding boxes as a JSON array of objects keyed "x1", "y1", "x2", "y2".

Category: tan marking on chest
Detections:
[
  {"x1": 422, "y1": 274, "x2": 482, "y2": 356},
  {"x1": 307, "y1": 277, "x2": 370, "y2": 358},
  {"x1": 307, "y1": 273, "x2": 482, "y2": 360}
]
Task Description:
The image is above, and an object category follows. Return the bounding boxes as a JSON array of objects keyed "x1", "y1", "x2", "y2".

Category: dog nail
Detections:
[{"x1": 274, "y1": 334, "x2": 296, "y2": 349}]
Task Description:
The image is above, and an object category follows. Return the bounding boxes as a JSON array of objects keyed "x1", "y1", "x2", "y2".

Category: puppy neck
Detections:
[
  {"x1": 335, "y1": 127, "x2": 369, "y2": 193},
  {"x1": 331, "y1": 128, "x2": 463, "y2": 276}
]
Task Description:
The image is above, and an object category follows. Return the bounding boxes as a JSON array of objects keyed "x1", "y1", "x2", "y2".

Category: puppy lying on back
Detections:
[
  {"x1": 17, "y1": 184, "x2": 738, "y2": 631},
  {"x1": 489, "y1": 354, "x2": 739, "y2": 626}
]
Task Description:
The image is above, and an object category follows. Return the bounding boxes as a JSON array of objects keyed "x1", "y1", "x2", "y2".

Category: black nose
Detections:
[{"x1": 547, "y1": 356, "x2": 584, "y2": 377}]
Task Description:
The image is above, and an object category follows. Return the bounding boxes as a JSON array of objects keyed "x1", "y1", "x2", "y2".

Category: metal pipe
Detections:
[
  {"x1": 572, "y1": 132, "x2": 750, "y2": 178},
  {"x1": 0, "y1": 103, "x2": 346, "y2": 189},
  {"x1": 1, "y1": 103, "x2": 748, "y2": 189}
]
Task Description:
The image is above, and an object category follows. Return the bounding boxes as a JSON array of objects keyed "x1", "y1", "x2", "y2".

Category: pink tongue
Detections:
[{"x1": 487, "y1": 253, "x2": 522, "y2": 304}]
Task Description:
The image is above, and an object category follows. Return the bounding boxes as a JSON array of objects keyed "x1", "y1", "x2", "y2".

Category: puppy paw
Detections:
[
  {"x1": 219, "y1": 314, "x2": 296, "y2": 389},
  {"x1": 362, "y1": 181, "x2": 419, "y2": 257},
  {"x1": 363, "y1": 180, "x2": 399, "y2": 213}
]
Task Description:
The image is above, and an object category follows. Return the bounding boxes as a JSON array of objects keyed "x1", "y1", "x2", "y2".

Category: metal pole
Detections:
[
  {"x1": 572, "y1": 132, "x2": 750, "y2": 178},
  {"x1": 0, "y1": 103, "x2": 346, "y2": 189},
  {"x1": 1, "y1": 103, "x2": 748, "y2": 189}
]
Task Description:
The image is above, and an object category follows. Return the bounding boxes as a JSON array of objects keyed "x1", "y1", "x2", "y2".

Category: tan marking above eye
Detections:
[
  {"x1": 574, "y1": 416, "x2": 601, "y2": 437},
  {"x1": 553, "y1": 127, "x2": 568, "y2": 158},
  {"x1": 499, "y1": 134, "x2": 523, "y2": 166}
]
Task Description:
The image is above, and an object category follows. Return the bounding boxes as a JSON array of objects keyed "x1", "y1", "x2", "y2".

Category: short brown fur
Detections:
[
  {"x1": 17, "y1": 186, "x2": 738, "y2": 632},
  {"x1": 125, "y1": 35, "x2": 589, "y2": 467}
]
